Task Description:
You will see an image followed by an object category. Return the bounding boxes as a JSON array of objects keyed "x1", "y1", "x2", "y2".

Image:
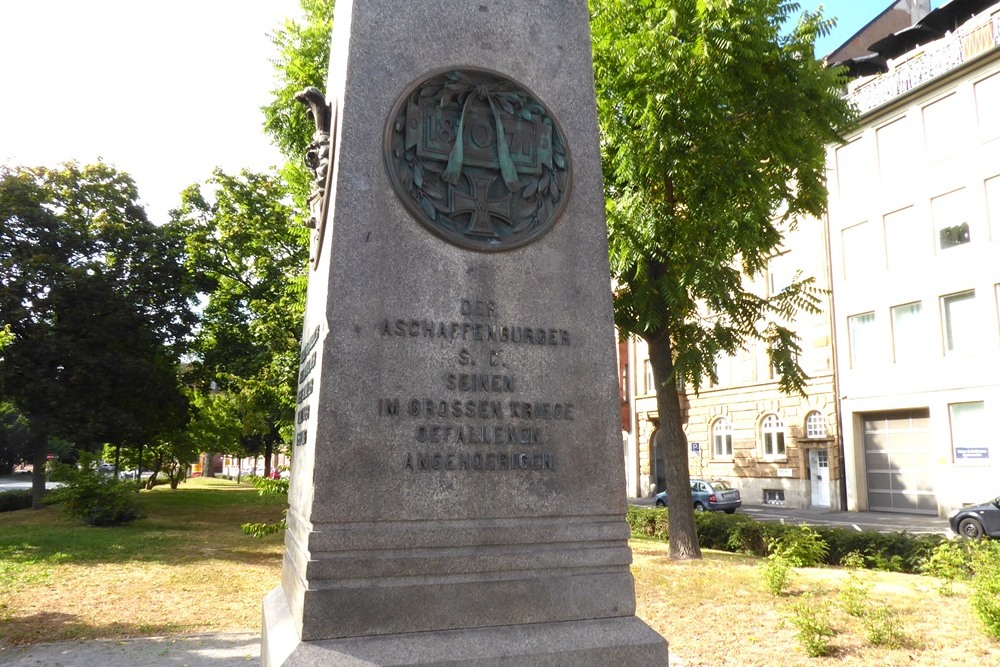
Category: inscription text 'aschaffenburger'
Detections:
[{"x1": 384, "y1": 68, "x2": 571, "y2": 251}]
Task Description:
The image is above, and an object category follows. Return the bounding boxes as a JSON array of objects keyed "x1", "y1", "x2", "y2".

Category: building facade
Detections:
[
  {"x1": 621, "y1": 1, "x2": 1000, "y2": 517},
  {"x1": 621, "y1": 217, "x2": 843, "y2": 511},
  {"x1": 829, "y1": 3, "x2": 1000, "y2": 515}
]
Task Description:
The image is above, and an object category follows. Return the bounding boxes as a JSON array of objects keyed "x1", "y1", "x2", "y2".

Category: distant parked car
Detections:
[
  {"x1": 950, "y1": 495, "x2": 1000, "y2": 539},
  {"x1": 654, "y1": 478, "x2": 742, "y2": 514}
]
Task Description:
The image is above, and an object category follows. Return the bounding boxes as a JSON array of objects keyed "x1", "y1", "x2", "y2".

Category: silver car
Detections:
[{"x1": 653, "y1": 478, "x2": 742, "y2": 514}]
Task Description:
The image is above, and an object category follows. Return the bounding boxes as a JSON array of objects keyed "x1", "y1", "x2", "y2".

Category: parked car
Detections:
[
  {"x1": 653, "y1": 478, "x2": 742, "y2": 514},
  {"x1": 949, "y1": 495, "x2": 1000, "y2": 539}
]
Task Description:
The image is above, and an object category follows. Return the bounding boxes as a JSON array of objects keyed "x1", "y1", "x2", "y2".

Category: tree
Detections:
[
  {"x1": 174, "y1": 169, "x2": 308, "y2": 479},
  {"x1": 0, "y1": 402, "x2": 30, "y2": 474},
  {"x1": 262, "y1": 0, "x2": 336, "y2": 200},
  {"x1": 0, "y1": 163, "x2": 196, "y2": 506},
  {"x1": 591, "y1": 0, "x2": 855, "y2": 559}
]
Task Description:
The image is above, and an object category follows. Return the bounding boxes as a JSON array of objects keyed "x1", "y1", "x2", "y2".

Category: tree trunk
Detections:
[
  {"x1": 29, "y1": 428, "x2": 48, "y2": 509},
  {"x1": 645, "y1": 329, "x2": 702, "y2": 560}
]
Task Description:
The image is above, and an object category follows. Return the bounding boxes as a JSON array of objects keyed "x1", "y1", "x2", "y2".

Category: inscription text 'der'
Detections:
[{"x1": 377, "y1": 298, "x2": 577, "y2": 473}]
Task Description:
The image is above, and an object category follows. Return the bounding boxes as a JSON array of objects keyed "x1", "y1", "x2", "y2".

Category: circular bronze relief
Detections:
[{"x1": 384, "y1": 68, "x2": 571, "y2": 251}]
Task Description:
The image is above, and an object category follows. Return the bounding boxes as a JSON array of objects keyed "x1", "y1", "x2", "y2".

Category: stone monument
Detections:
[{"x1": 261, "y1": 1, "x2": 669, "y2": 664}]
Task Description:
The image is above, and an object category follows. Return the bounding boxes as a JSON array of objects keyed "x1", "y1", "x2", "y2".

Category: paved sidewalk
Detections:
[
  {"x1": 0, "y1": 633, "x2": 686, "y2": 666},
  {"x1": 0, "y1": 633, "x2": 260, "y2": 666}
]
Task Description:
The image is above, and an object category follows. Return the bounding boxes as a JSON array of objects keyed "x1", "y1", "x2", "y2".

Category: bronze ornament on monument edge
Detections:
[{"x1": 384, "y1": 68, "x2": 571, "y2": 252}]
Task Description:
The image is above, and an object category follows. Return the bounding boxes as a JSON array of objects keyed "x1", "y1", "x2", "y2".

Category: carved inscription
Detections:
[
  {"x1": 294, "y1": 326, "x2": 320, "y2": 447},
  {"x1": 380, "y1": 299, "x2": 571, "y2": 472}
]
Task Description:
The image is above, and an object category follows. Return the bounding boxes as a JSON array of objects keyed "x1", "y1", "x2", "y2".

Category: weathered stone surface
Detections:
[
  {"x1": 263, "y1": 589, "x2": 668, "y2": 667},
  {"x1": 263, "y1": 0, "x2": 668, "y2": 664}
]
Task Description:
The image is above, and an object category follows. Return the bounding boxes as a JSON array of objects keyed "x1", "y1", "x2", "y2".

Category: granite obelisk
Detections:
[{"x1": 261, "y1": 1, "x2": 669, "y2": 664}]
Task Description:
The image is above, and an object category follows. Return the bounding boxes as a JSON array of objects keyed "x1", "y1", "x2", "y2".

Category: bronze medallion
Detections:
[{"x1": 384, "y1": 68, "x2": 571, "y2": 251}]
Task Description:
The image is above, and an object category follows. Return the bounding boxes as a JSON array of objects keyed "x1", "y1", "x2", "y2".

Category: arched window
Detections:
[
  {"x1": 805, "y1": 410, "x2": 827, "y2": 438},
  {"x1": 712, "y1": 418, "x2": 733, "y2": 458},
  {"x1": 761, "y1": 414, "x2": 785, "y2": 459}
]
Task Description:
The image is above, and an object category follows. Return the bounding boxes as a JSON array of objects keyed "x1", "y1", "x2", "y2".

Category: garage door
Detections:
[{"x1": 863, "y1": 409, "x2": 937, "y2": 514}]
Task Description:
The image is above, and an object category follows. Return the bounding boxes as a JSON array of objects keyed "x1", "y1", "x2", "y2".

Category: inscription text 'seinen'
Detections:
[{"x1": 380, "y1": 299, "x2": 574, "y2": 473}]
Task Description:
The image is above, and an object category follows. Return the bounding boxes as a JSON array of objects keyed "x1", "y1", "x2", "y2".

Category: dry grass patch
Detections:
[
  {"x1": 631, "y1": 538, "x2": 1000, "y2": 666},
  {"x1": 0, "y1": 477, "x2": 284, "y2": 646}
]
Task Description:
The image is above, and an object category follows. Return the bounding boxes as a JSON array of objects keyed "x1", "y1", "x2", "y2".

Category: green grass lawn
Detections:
[
  {"x1": 0, "y1": 477, "x2": 285, "y2": 644},
  {"x1": 2, "y1": 480, "x2": 998, "y2": 666}
]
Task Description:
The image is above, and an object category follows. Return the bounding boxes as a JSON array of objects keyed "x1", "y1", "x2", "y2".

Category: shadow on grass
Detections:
[{"x1": 0, "y1": 610, "x2": 191, "y2": 646}]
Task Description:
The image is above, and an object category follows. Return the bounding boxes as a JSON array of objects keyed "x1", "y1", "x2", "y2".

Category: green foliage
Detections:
[
  {"x1": 922, "y1": 539, "x2": 978, "y2": 595},
  {"x1": 0, "y1": 162, "x2": 194, "y2": 472},
  {"x1": 0, "y1": 489, "x2": 32, "y2": 513},
  {"x1": 263, "y1": 0, "x2": 334, "y2": 162},
  {"x1": 624, "y1": 508, "x2": 947, "y2": 574},
  {"x1": 838, "y1": 571, "x2": 870, "y2": 617},
  {"x1": 770, "y1": 525, "x2": 829, "y2": 567},
  {"x1": 174, "y1": 169, "x2": 307, "y2": 474},
  {"x1": 626, "y1": 506, "x2": 670, "y2": 540},
  {"x1": 970, "y1": 541, "x2": 1000, "y2": 638},
  {"x1": 241, "y1": 510, "x2": 288, "y2": 538},
  {"x1": 263, "y1": 0, "x2": 336, "y2": 203},
  {"x1": 591, "y1": 0, "x2": 855, "y2": 395},
  {"x1": 241, "y1": 475, "x2": 289, "y2": 538},
  {"x1": 839, "y1": 550, "x2": 867, "y2": 570},
  {"x1": 0, "y1": 402, "x2": 30, "y2": 474},
  {"x1": 788, "y1": 595, "x2": 835, "y2": 657},
  {"x1": 863, "y1": 604, "x2": 906, "y2": 648},
  {"x1": 45, "y1": 454, "x2": 144, "y2": 526},
  {"x1": 591, "y1": 0, "x2": 854, "y2": 560},
  {"x1": 246, "y1": 475, "x2": 290, "y2": 496},
  {"x1": 760, "y1": 552, "x2": 792, "y2": 596}
]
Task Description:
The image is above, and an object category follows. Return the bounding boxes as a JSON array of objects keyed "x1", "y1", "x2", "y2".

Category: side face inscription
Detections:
[{"x1": 384, "y1": 69, "x2": 571, "y2": 251}]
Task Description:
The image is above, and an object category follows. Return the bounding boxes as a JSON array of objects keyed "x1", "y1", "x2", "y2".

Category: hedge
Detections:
[
  {"x1": 626, "y1": 506, "x2": 947, "y2": 574},
  {"x1": 0, "y1": 489, "x2": 33, "y2": 513}
]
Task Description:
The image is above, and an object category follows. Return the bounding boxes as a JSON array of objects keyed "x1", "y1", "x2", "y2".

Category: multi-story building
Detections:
[
  {"x1": 621, "y1": 214, "x2": 843, "y2": 510},
  {"x1": 622, "y1": 0, "x2": 1000, "y2": 517},
  {"x1": 828, "y1": 1, "x2": 1000, "y2": 515}
]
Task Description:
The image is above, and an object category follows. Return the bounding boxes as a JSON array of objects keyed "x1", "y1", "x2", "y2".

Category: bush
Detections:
[
  {"x1": 760, "y1": 553, "x2": 792, "y2": 595},
  {"x1": 771, "y1": 525, "x2": 829, "y2": 567},
  {"x1": 970, "y1": 541, "x2": 1000, "y2": 638},
  {"x1": 0, "y1": 489, "x2": 32, "y2": 513},
  {"x1": 46, "y1": 455, "x2": 144, "y2": 526},
  {"x1": 863, "y1": 604, "x2": 906, "y2": 648},
  {"x1": 788, "y1": 595, "x2": 835, "y2": 657},
  {"x1": 624, "y1": 504, "x2": 947, "y2": 574},
  {"x1": 626, "y1": 506, "x2": 668, "y2": 541}
]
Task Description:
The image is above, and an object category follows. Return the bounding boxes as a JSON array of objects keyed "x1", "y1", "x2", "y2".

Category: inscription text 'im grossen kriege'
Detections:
[{"x1": 378, "y1": 299, "x2": 575, "y2": 473}]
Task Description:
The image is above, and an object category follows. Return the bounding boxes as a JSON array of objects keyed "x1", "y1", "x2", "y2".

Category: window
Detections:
[
  {"x1": 848, "y1": 312, "x2": 877, "y2": 368},
  {"x1": 712, "y1": 418, "x2": 733, "y2": 458},
  {"x1": 942, "y1": 291, "x2": 978, "y2": 354},
  {"x1": 883, "y1": 206, "x2": 931, "y2": 268},
  {"x1": 763, "y1": 489, "x2": 785, "y2": 505},
  {"x1": 761, "y1": 414, "x2": 785, "y2": 459},
  {"x1": 931, "y1": 189, "x2": 970, "y2": 250},
  {"x1": 950, "y1": 402, "x2": 986, "y2": 464},
  {"x1": 891, "y1": 302, "x2": 924, "y2": 363},
  {"x1": 877, "y1": 117, "x2": 916, "y2": 188},
  {"x1": 805, "y1": 411, "x2": 827, "y2": 438},
  {"x1": 923, "y1": 94, "x2": 961, "y2": 161},
  {"x1": 768, "y1": 251, "x2": 797, "y2": 296},
  {"x1": 986, "y1": 175, "x2": 1000, "y2": 242},
  {"x1": 836, "y1": 138, "x2": 871, "y2": 200},
  {"x1": 842, "y1": 221, "x2": 882, "y2": 279},
  {"x1": 975, "y1": 72, "x2": 1000, "y2": 142},
  {"x1": 643, "y1": 360, "x2": 654, "y2": 395}
]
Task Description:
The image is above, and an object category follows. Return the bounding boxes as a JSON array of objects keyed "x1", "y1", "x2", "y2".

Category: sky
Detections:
[
  {"x1": 812, "y1": 0, "x2": 945, "y2": 57},
  {"x1": 0, "y1": 0, "x2": 301, "y2": 223},
  {"x1": 0, "y1": 1, "x2": 942, "y2": 224}
]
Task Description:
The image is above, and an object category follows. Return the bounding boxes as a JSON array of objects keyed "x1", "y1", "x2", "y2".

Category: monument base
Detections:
[{"x1": 261, "y1": 587, "x2": 668, "y2": 666}]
